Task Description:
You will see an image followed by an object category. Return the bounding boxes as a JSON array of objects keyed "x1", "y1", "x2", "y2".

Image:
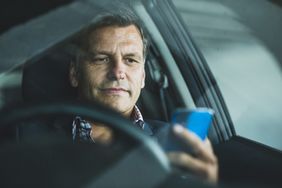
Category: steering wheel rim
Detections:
[
  {"x1": 0, "y1": 101, "x2": 170, "y2": 187},
  {"x1": 0, "y1": 101, "x2": 147, "y2": 142}
]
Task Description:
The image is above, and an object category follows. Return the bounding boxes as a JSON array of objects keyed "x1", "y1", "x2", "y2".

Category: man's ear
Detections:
[
  {"x1": 141, "y1": 69, "x2": 145, "y2": 88},
  {"x1": 69, "y1": 62, "x2": 79, "y2": 87}
]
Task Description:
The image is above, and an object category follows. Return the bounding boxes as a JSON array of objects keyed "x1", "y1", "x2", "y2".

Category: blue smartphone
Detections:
[
  {"x1": 163, "y1": 108, "x2": 214, "y2": 152},
  {"x1": 172, "y1": 108, "x2": 214, "y2": 140}
]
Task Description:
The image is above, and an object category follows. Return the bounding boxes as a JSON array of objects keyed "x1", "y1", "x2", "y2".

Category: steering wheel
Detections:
[{"x1": 0, "y1": 101, "x2": 170, "y2": 188}]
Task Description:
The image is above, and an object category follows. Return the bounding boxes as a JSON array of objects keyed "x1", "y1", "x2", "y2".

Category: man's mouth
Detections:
[{"x1": 100, "y1": 87, "x2": 129, "y2": 95}]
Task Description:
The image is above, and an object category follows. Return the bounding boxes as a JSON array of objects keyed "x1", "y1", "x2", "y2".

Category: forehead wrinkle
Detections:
[
  {"x1": 88, "y1": 25, "x2": 143, "y2": 57},
  {"x1": 91, "y1": 39, "x2": 143, "y2": 58}
]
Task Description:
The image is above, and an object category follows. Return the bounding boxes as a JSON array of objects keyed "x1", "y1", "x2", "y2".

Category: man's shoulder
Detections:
[
  {"x1": 144, "y1": 119, "x2": 170, "y2": 145},
  {"x1": 143, "y1": 119, "x2": 170, "y2": 148},
  {"x1": 145, "y1": 119, "x2": 169, "y2": 134}
]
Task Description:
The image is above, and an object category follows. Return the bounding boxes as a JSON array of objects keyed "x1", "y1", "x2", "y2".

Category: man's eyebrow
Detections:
[
  {"x1": 90, "y1": 51, "x2": 142, "y2": 60},
  {"x1": 124, "y1": 53, "x2": 142, "y2": 60}
]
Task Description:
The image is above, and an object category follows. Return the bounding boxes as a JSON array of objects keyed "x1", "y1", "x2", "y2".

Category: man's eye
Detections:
[
  {"x1": 92, "y1": 57, "x2": 110, "y2": 64},
  {"x1": 125, "y1": 58, "x2": 137, "y2": 64}
]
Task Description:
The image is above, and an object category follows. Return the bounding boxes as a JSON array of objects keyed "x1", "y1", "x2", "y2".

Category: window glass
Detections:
[{"x1": 173, "y1": 0, "x2": 282, "y2": 150}]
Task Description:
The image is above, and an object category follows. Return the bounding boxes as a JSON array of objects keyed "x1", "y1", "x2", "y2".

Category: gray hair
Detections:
[{"x1": 69, "y1": 6, "x2": 149, "y2": 68}]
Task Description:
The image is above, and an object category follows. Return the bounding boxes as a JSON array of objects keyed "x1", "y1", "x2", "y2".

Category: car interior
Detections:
[
  {"x1": 0, "y1": 0, "x2": 282, "y2": 187},
  {"x1": 0, "y1": 32, "x2": 280, "y2": 188}
]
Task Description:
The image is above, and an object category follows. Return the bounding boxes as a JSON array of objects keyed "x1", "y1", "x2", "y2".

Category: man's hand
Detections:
[
  {"x1": 90, "y1": 124, "x2": 113, "y2": 145},
  {"x1": 167, "y1": 125, "x2": 218, "y2": 184}
]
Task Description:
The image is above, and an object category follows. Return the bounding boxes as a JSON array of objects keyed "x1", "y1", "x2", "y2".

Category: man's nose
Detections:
[{"x1": 107, "y1": 57, "x2": 126, "y2": 80}]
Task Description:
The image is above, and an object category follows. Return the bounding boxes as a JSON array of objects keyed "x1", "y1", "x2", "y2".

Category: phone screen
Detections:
[
  {"x1": 163, "y1": 108, "x2": 214, "y2": 152},
  {"x1": 171, "y1": 108, "x2": 214, "y2": 140}
]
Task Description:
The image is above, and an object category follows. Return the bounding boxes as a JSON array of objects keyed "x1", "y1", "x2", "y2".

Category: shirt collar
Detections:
[
  {"x1": 130, "y1": 105, "x2": 145, "y2": 129},
  {"x1": 72, "y1": 105, "x2": 152, "y2": 142}
]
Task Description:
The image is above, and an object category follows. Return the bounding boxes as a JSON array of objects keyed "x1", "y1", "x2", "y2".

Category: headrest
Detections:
[{"x1": 22, "y1": 50, "x2": 77, "y2": 102}]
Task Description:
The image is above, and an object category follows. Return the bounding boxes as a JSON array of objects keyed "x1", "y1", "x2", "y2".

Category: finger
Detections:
[
  {"x1": 203, "y1": 138, "x2": 214, "y2": 154},
  {"x1": 173, "y1": 125, "x2": 217, "y2": 163},
  {"x1": 167, "y1": 152, "x2": 218, "y2": 183}
]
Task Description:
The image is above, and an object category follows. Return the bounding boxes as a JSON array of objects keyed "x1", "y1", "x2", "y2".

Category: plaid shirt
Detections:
[{"x1": 72, "y1": 105, "x2": 144, "y2": 143}]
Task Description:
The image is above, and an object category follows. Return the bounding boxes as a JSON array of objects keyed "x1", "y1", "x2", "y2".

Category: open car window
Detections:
[{"x1": 173, "y1": 0, "x2": 282, "y2": 151}]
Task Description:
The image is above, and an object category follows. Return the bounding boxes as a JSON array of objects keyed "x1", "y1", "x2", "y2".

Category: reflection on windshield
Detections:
[{"x1": 174, "y1": 0, "x2": 282, "y2": 150}]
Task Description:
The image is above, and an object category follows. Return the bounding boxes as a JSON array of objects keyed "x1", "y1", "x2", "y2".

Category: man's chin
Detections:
[
  {"x1": 104, "y1": 102, "x2": 132, "y2": 118},
  {"x1": 88, "y1": 96, "x2": 133, "y2": 117}
]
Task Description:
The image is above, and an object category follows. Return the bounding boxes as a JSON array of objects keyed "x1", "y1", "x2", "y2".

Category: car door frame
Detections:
[
  {"x1": 141, "y1": 0, "x2": 236, "y2": 144},
  {"x1": 141, "y1": 0, "x2": 282, "y2": 186}
]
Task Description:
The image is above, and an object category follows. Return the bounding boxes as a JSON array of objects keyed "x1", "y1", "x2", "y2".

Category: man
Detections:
[{"x1": 68, "y1": 9, "x2": 218, "y2": 183}]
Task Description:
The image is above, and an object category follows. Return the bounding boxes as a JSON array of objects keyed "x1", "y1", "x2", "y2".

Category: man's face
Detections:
[{"x1": 70, "y1": 25, "x2": 145, "y2": 117}]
